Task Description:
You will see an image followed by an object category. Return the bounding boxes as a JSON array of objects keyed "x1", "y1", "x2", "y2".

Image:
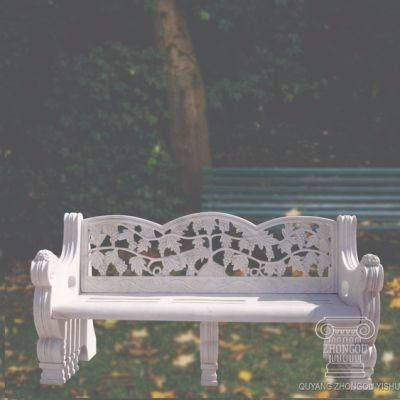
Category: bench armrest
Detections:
[
  {"x1": 31, "y1": 213, "x2": 82, "y2": 315},
  {"x1": 31, "y1": 249, "x2": 80, "y2": 297},
  {"x1": 337, "y1": 216, "x2": 384, "y2": 332}
]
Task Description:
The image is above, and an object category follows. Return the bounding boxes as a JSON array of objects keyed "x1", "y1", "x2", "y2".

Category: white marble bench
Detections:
[{"x1": 31, "y1": 212, "x2": 383, "y2": 387}]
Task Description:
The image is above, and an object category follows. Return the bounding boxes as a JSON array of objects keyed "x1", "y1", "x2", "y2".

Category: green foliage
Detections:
[
  {"x1": 183, "y1": 0, "x2": 400, "y2": 165},
  {"x1": 2, "y1": 0, "x2": 400, "y2": 263},
  {"x1": 2, "y1": 42, "x2": 182, "y2": 260},
  {"x1": 183, "y1": 0, "x2": 320, "y2": 146},
  {"x1": 188, "y1": 0, "x2": 316, "y2": 107}
]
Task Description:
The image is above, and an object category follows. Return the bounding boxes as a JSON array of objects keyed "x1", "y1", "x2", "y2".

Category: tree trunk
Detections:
[{"x1": 153, "y1": 0, "x2": 211, "y2": 209}]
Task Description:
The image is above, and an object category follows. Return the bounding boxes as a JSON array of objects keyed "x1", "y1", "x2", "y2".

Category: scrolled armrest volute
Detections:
[
  {"x1": 359, "y1": 253, "x2": 384, "y2": 332},
  {"x1": 361, "y1": 254, "x2": 384, "y2": 293},
  {"x1": 31, "y1": 249, "x2": 59, "y2": 288}
]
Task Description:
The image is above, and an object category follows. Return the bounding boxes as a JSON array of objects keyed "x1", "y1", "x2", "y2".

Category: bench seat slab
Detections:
[{"x1": 53, "y1": 293, "x2": 359, "y2": 323}]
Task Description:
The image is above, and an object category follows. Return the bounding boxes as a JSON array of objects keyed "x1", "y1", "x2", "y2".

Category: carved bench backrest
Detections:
[{"x1": 80, "y1": 213, "x2": 337, "y2": 294}]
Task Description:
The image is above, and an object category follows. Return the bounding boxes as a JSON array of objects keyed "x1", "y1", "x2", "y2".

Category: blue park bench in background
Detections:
[{"x1": 201, "y1": 167, "x2": 400, "y2": 230}]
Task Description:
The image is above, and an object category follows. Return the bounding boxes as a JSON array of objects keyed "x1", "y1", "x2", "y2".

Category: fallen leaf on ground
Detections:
[
  {"x1": 5, "y1": 350, "x2": 13, "y2": 358},
  {"x1": 220, "y1": 340, "x2": 250, "y2": 352},
  {"x1": 379, "y1": 324, "x2": 393, "y2": 331},
  {"x1": 373, "y1": 387, "x2": 394, "y2": 397},
  {"x1": 260, "y1": 326, "x2": 282, "y2": 335},
  {"x1": 114, "y1": 342, "x2": 123, "y2": 352},
  {"x1": 389, "y1": 298, "x2": 400, "y2": 309},
  {"x1": 97, "y1": 320, "x2": 118, "y2": 329},
  {"x1": 149, "y1": 373, "x2": 166, "y2": 389},
  {"x1": 313, "y1": 391, "x2": 331, "y2": 398},
  {"x1": 271, "y1": 345, "x2": 288, "y2": 354},
  {"x1": 385, "y1": 277, "x2": 400, "y2": 296},
  {"x1": 131, "y1": 328, "x2": 149, "y2": 339},
  {"x1": 232, "y1": 385, "x2": 253, "y2": 398},
  {"x1": 238, "y1": 370, "x2": 252, "y2": 382},
  {"x1": 172, "y1": 353, "x2": 195, "y2": 368},
  {"x1": 151, "y1": 390, "x2": 175, "y2": 398},
  {"x1": 381, "y1": 351, "x2": 394, "y2": 366},
  {"x1": 173, "y1": 330, "x2": 200, "y2": 344},
  {"x1": 264, "y1": 388, "x2": 276, "y2": 399},
  {"x1": 218, "y1": 382, "x2": 227, "y2": 394},
  {"x1": 110, "y1": 371, "x2": 131, "y2": 378},
  {"x1": 281, "y1": 351, "x2": 294, "y2": 361},
  {"x1": 291, "y1": 393, "x2": 313, "y2": 398},
  {"x1": 254, "y1": 359, "x2": 268, "y2": 369},
  {"x1": 230, "y1": 333, "x2": 241, "y2": 341},
  {"x1": 129, "y1": 347, "x2": 157, "y2": 357},
  {"x1": 7, "y1": 365, "x2": 35, "y2": 373}
]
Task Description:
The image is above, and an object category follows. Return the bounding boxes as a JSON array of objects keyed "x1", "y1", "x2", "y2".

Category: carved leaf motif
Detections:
[
  {"x1": 90, "y1": 251, "x2": 106, "y2": 275},
  {"x1": 159, "y1": 236, "x2": 181, "y2": 254},
  {"x1": 162, "y1": 255, "x2": 182, "y2": 274},
  {"x1": 192, "y1": 218, "x2": 216, "y2": 234},
  {"x1": 89, "y1": 226, "x2": 106, "y2": 247},
  {"x1": 317, "y1": 253, "x2": 331, "y2": 276},
  {"x1": 137, "y1": 238, "x2": 151, "y2": 253},
  {"x1": 181, "y1": 248, "x2": 209, "y2": 270},
  {"x1": 223, "y1": 249, "x2": 235, "y2": 267},
  {"x1": 231, "y1": 254, "x2": 249, "y2": 273},
  {"x1": 129, "y1": 256, "x2": 146, "y2": 275},
  {"x1": 193, "y1": 237, "x2": 205, "y2": 250},
  {"x1": 139, "y1": 226, "x2": 156, "y2": 239},
  {"x1": 104, "y1": 250, "x2": 127, "y2": 275},
  {"x1": 317, "y1": 225, "x2": 331, "y2": 253},
  {"x1": 198, "y1": 261, "x2": 226, "y2": 277},
  {"x1": 117, "y1": 228, "x2": 132, "y2": 243},
  {"x1": 172, "y1": 223, "x2": 189, "y2": 236},
  {"x1": 251, "y1": 232, "x2": 278, "y2": 257},
  {"x1": 218, "y1": 219, "x2": 230, "y2": 232},
  {"x1": 239, "y1": 237, "x2": 250, "y2": 251},
  {"x1": 220, "y1": 233, "x2": 232, "y2": 249},
  {"x1": 290, "y1": 254, "x2": 305, "y2": 272},
  {"x1": 282, "y1": 224, "x2": 295, "y2": 238},
  {"x1": 306, "y1": 233, "x2": 319, "y2": 249},
  {"x1": 104, "y1": 226, "x2": 120, "y2": 245},
  {"x1": 278, "y1": 240, "x2": 293, "y2": 255},
  {"x1": 304, "y1": 252, "x2": 318, "y2": 269}
]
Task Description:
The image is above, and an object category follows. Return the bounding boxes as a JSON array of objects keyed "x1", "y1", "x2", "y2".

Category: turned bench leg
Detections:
[{"x1": 200, "y1": 321, "x2": 219, "y2": 386}]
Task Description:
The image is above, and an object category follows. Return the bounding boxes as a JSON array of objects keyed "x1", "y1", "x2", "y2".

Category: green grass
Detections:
[{"x1": 3, "y1": 250, "x2": 400, "y2": 399}]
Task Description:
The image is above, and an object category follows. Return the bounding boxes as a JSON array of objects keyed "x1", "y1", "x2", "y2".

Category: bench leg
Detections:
[
  {"x1": 79, "y1": 319, "x2": 97, "y2": 361},
  {"x1": 34, "y1": 291, "x2": 84, "y2": 384},
  {"x1": 34, "y1": 300, "x2": 72, "y2": 384},
  {"x1": 346, "y1": 343, "x2": 376, "y2": 389},
  {"x1": 322, "y1": 320, "x2": 377, "y2": 390},
  {"x1": 200, "y1": 321, "x2": 219, "y2": 387}
]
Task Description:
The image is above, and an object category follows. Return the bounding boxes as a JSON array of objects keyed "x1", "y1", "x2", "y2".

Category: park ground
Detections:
[{"x1": 2, "y1": 232, "x2": 400, "y2": 399}]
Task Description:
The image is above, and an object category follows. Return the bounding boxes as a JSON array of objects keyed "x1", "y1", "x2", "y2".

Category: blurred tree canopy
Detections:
[{"x1": 1, "y1": 0, "x2": 400, "y2": 261}]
